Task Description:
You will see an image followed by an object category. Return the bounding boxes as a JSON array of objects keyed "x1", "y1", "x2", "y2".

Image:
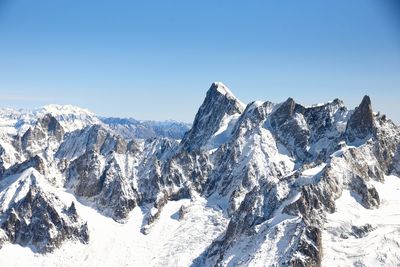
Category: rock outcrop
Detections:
[
  {"x1": 0, "y1": 83, "x2": 399, "y2": 266},
  {"x1": 346, "y1": 95, "x2": 376, "y2": 143}
]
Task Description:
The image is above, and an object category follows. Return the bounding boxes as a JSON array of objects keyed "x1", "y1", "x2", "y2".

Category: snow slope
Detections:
[
  {"x1": 1, "y1": 83, "x2": 400, "y2": 266},
  {"x1": 0, "y1": 190, "x2": 227, "y2": 267},
  {"x1": 0, "y1": 104, "x2": 189, "y2": 140},
  {"x1": 322, "y1": 175, "x2": 400, "y2": 267}
]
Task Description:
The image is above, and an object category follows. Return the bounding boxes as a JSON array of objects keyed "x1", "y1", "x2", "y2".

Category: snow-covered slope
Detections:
[
  {"x1": 322, "y1": 175, "x2": 400, "y2": 266},
  {"x1": 100, "y1": 117, "x2": 191, "y2": 140},
  {"x1": 0, "y1": 167, "x2": 89, "y2": 253},
  {"x1": 0, "y1": 105, "x2": 99, "y2": 135},
  {"x1": 0, "y1": 194, "x2": 227, "y2": 267},
  {"x1": 0, "y1": 82, "x2": 399, "y2": 267},
  {"x1": 0, "y1": 104, "x2": 190, "y2": 140},
  {"x1": 35, "y1": 104, "x2": 101, "y2": 132}
]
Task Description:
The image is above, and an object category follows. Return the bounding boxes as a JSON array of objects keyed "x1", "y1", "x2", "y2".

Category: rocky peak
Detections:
[
  {"x1": 37, "y1": 114, "x2": 64, "y2": 142},
  {"x1": 210, "y1": 82, "x2": 238, "y2": 100},
  {"x1": 56, "y1": 124, "x2": 129, "y2": 160},
  {"x1": 345, "y1": 95, "x2": 375, "y2": 143},
  {"x1": 270, "y1": 97, "x2": 305, "y2": 128},
  {"x1": 1, "y1": 87, "x2": 400, "y2": 266},
  {"x1": 180, "y1": 82, "x2": 245, "y2": 151},
  {"x1": 332, "y1": 98, "x2": 344, "y2": 106},
  {"x1": 13, "y1": 113, "x2": 65, "y2": 158},
  {"x1": 0, "y1": 185, "x2": 89, "y2": 253},
  {"x1": 303, "y1": 98, "x2": 347, "y2": 124},
  {"x1": 229, "y1": 101, "x2": 275, "y2": 138},
  {"x1": 269, "y1": 98, "x2": 310, "y2": 160}
]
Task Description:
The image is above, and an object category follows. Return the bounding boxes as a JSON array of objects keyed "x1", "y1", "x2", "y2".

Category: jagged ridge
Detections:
[{"x1": 0, "y1": 83, "x2": 399, "y2": 267}]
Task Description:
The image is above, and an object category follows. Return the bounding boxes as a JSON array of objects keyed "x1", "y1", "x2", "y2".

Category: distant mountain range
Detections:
[
  {"x1": 0, "y1": 104, "x2": 191, "y2": 139},
  {"x1": 0, "y1": 82, "x2": 399, "y2": 267}
]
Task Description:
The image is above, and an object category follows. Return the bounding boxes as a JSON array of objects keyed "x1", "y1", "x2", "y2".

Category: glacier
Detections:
[{"x1": 0, "y1": 82, "x2": 399, "y2": 267}]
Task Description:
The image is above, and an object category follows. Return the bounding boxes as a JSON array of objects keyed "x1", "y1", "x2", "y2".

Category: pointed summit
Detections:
[
  {"x1": 345, "y1": 95, "x2": 375, "y2": 142},
  {"x1": 210, "y1": 82, "x2": 242, "y2": 103},
  {"x1": 208, "y1": 82, "x2": 246, "y2": 108},
  {"x1": 37, "y1": 113, "x2": 65, "y2": 141},
  {"x1": 359, "y1": 95, "x2": 372, "y2": 109},
  {"x1": 270, "y1": 97, "x2": 305, "y2": 128},
  {"x1": 180, "y1": 82, "x2": 245, "y2": 151}
]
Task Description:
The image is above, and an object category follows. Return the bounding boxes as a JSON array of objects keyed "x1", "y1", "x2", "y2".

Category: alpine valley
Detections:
[{"x1": 0, "y1": 82, "x2": 399, "y2": 267}]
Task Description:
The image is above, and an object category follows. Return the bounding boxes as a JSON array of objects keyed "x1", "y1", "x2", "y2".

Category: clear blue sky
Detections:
[{"x1": 0, "y1": 0, "x2": 399, "y2": 123}]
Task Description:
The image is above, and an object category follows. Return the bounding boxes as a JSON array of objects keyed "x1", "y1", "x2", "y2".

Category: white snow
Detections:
[
  {"x1": 35, "y1": 104, "x2": 101, "y2": 132},
  {"x1": 37, "y1": 105, "x2": 95, "y2": 117},
  {"x1": 0, "y1": 168, "x2": 51, "y2": 214},
  {"x1": 0, "y1": 189, "x2": 228, "y2": 267},
  {"x1": 207, "y1": 113, "x2": 241, "y2": 150},
  {"x1": 213, "y1": 82, "x2": 246, "y2": 109},
  {"x1": 213, "y1": 82, "x2": 236, "y2": 98},
  {"x1": 0, "y1": 104, "x2": 101, "y2": 135},
  {"x1": 295, "y1": 163, "x2": 326, "y2": 186},
  {"x1": 322, "y1": 175, "x2": 400, "y2": 267}
]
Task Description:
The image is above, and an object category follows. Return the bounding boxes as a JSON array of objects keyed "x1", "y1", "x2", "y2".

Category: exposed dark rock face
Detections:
[
  {"x1": 302, "y1": 99, "x2": 349, "y2": 160},
  {"x1": 178, "y1": 205, "x2": 189, "y2": 220},
  {"x1": 350, "y1": 224, "x2": 375, "y2": 238},
  {"x1": 269, "y1": 98, "x2": 349, "y2": 162},
  {"x1": 346, "y1": 95, "x2": 376, "y2": 143},
  {"x1": 392, "y1": 144, "x2": 400, "y2": 175},
  {"x1": 95, "y1": 157, "x2": 138, "y2": 221},
  {"x1": 374, "y1": 116, "x2": 400, "y2": 175},
  {"x1": 61, "y1": 126, "x2": 140, "y2": 222},
  {"x1": 56, "y1": 125, "x2": 129, "y2": 160},
  {"x1": 0, "y1": 83, "x2": 399, "y2": 265},
  {"x1": 180, "y1": 82, "x2": 244, "y2": 151},
  {"x1": 270, "y1": 98, "x2": 298, "y2": 126},
  {"x1": 350, "y1": 175, "x2": 380, "y2": 209},
  {"x1": 0, "y1": 186, "x2": 88, "y2": 253},
  {"x1": 3, "y1": 155, "x2": 46, "y2": 177},
  {"x1": 38, "y1": 113, "x2": 65, "y2": 142},
  {"x1": 66, "y1": 151, "x2": 105, "y2": 198},
  {"x1": 190, "y1": 92, "x2": 399, "y2": 267},
  {"x1": 20, "y1": 128, "x2": 44, "y2": 153},
  {"x1": 14, "y1": 114, "x2": 65, "y2": 158},
  {"x1": 137, "y1": 137, "x2": 210, "y2": 215},
  {"x1": 269, "y1": 98, "x2": 309, "y2": 158}
]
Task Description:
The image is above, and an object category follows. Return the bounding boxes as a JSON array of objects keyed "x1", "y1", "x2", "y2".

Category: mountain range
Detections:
[{"x1": 0, "y1": 82, "x2": 399, "y2": 267}]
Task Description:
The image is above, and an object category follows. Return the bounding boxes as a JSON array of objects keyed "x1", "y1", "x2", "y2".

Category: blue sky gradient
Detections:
[{"x1": 0, "y1": 0, "x2": 399, "y2": 123}]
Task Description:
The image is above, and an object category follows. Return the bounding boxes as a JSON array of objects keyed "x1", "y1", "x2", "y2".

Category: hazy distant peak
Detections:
[{"x1": 37, "y1": 104, "x2": 95, "y2": 117}]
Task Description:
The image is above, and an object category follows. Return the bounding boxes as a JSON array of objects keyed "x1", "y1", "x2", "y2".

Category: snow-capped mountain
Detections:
[
  {"x1": 0, "y1": 104, "x2": 190, "y2": 140},
  {"x1": 0, "y1": 82, "x2": 399, "y2": 267},
  {"x1": 0, "y1": 104, "x2": 100, "y2": 136},
  {"x1": 100, "y1": 117, "x2": 191, "y2": 140}
]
